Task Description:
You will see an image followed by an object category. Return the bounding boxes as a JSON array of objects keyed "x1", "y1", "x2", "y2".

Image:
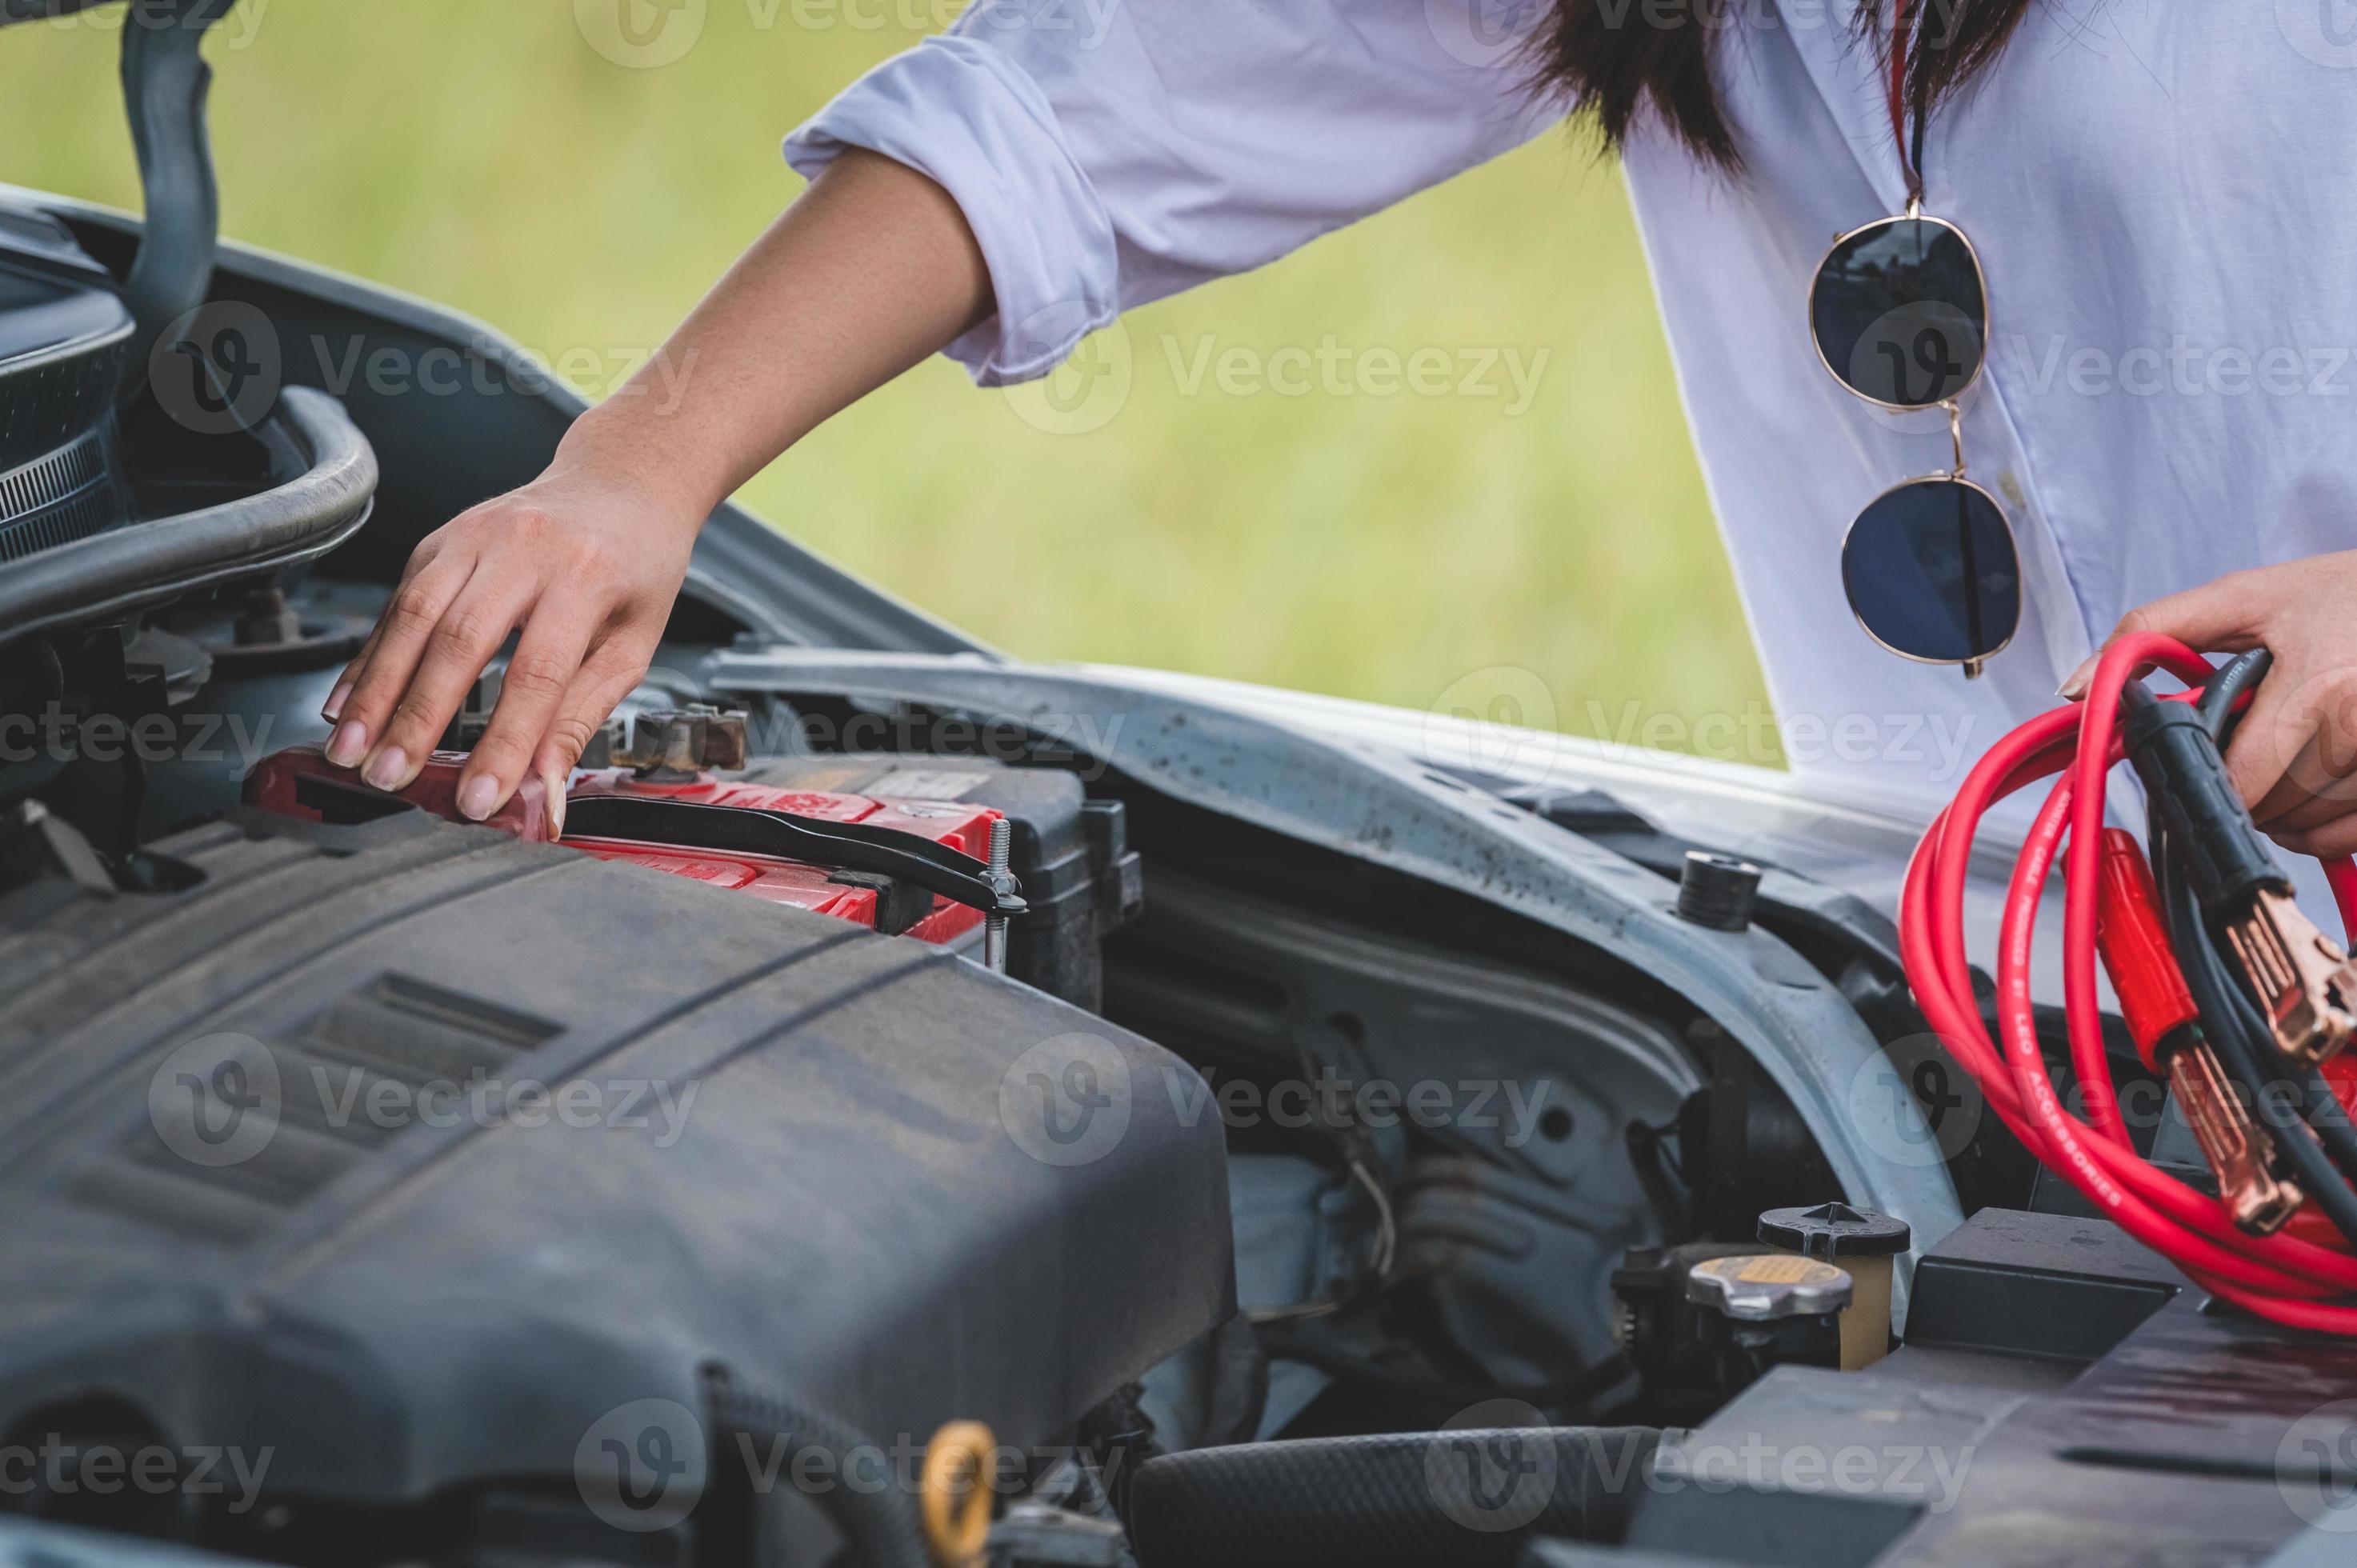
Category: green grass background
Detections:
[{"x1": 0, "y1": 0, "x2": 1772, "y2": 759}]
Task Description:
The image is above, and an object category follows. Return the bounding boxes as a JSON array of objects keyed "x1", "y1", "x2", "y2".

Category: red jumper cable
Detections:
[{"x1": 1900, "y1": 632, "x2": 2357, "y2": 1332}]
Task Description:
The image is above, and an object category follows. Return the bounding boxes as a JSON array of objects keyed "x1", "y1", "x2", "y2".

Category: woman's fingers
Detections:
[
  {"x1": 2248, "y1": 668, "x2": 2357, "y2": 830},
  {"x1": 326, "y1": 536, "x2": 446, "y2": 722},
  {"x1": 354, "y1": 574, "x2": 538, "y2": 794},
  {"x1": 2267, "y1": 816, "x2": 2357, "y2": 862},
  {"x1": 530, "y1": 640, "x2": 662, "y2": 839},
  {"x1": 450, "y1": 598, "x2": 605, "y2": 821},
  {"x1": 2061, "y1": 570, "x2": 2273, "y2": 698},
  {"x1": 325, "y1": 549, "x2": 475, "y2": 769},
  {"x1": 2223, "y1": 678, "x2": 2313, "y2": 822}
]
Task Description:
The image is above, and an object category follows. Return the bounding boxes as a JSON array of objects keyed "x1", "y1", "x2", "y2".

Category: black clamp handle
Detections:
[{"x1": 562, "y1": 794, "x2": 1027, "y2": 920}]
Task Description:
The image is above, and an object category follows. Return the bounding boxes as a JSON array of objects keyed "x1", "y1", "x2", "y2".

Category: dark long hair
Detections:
[{"x1": 1536, "y1": 0, "x2": 2036, "y2": 168}]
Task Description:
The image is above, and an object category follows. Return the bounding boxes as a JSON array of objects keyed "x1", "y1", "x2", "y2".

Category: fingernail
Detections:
[
  {"x1": 545, "y1": 781, "x2": 567, "y2": 842},
  {"x1": 322, "y1": 682, "x2": 354, "y2": 722},
  {"x1": 457, "y1": 774, "x2": 499, "y2": 822},
  {"x1": 363, "y1": 746, "x2": 410, "y2": 793},
  {"x1": 325, "y1": 720, "x2": 370, "y2": 768},
  {"x1": 2058, "y1": 657, "x2": 2096, "y2": 701}
]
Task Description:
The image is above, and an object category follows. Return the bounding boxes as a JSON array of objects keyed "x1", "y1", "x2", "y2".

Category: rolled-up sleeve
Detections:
[{"x1": 785, "y1": 0, "x2": 1561, "y2": 385}]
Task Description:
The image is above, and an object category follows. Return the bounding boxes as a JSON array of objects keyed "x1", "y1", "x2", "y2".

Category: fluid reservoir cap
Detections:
[
  {"x1": 1687, "y1": 1254, "x2": 1853, "y2": 1322},
  {"x1": 1757, "y1": 1201, "x2": 1913, "y2": 1261}
]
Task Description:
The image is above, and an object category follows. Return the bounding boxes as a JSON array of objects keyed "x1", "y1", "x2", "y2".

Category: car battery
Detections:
[
  {"x1": 242, "y1": 744, "x2": 1003, "y2": 948},
  {"x1": 732, "y1": 753, "x2": 1144, "y2": 1009}
]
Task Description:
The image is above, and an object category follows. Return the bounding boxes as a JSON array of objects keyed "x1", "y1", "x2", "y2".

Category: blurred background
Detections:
[{"x1": 0, "y1": 0, "x2": 1774, "y2": 762}]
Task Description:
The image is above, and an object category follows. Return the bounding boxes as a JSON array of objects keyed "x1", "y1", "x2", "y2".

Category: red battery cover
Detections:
[
  {"x1": 242, "y1": 746, "x2": 1000, "y2": 945},
  {"x1": 244, "y1": 745, "x2": 557, "y2": 840}
]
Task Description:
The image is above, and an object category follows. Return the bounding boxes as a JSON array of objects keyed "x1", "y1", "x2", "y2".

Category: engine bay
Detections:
[{"x1": 1, "y1": 7, "x2": 2355, "y2": 1565}]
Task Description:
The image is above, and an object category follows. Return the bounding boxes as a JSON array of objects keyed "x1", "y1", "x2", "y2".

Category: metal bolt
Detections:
[{"x1": 983, "y1": 817, "x2": 1012, "y2": 974}]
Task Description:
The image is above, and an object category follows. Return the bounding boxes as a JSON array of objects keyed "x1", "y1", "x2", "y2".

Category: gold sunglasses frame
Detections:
[{"x1": 1811, "y1": 207, "x2": 2021, "y2": 679}]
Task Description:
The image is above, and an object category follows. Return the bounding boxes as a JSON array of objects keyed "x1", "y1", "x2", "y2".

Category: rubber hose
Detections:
[
  {"x1": 700, "y1": 1367, "x2": 930, "y2": 1568},
  {"x1": 1126, "y1": 1426, "x2": 1662, "y2": 1568}
]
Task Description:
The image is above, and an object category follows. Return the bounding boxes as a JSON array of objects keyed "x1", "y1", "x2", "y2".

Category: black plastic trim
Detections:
[{"x1": 0, "y1": 386, "x2": 377, "y2": 643}]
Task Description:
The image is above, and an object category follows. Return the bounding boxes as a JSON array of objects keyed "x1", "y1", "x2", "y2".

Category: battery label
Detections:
[{"x1": 866, "y1": 769, "x2": 990, "y2": 802}]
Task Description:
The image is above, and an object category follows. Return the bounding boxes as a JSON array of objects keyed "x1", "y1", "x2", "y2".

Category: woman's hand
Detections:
[
  {"x1": 320, "y1": 149, "x2": 994, "y2": 837},
  {"x1": 322, "y1": 437, "x2": 704, "y2": 837},
  {"x1": 2074, "y1": 552, "x2": 2357, "y2": 857}
]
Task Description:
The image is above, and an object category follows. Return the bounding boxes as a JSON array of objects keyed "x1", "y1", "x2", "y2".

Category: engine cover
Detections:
[{"x1": 0, "y1": 802, "x2": 1231, "y2": 1534}]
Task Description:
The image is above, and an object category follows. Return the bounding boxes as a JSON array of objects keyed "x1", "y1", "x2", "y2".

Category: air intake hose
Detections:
[{"x1": 1126, "y1": 1426, "x2": 1662, "y2": 1568}]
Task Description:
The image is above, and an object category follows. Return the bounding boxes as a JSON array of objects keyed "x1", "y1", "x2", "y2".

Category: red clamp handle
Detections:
[{"x1": 2092, "y1": 827, "x2": 2202, "y2": 1071}]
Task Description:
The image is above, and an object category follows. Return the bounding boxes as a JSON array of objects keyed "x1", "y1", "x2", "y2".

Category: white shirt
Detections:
[{"x1": 785, "y1": 1, "x2": 2357, "y2": 817}]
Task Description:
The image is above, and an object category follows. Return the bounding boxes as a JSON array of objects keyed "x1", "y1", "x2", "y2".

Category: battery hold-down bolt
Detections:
[{"x1": 982, "y1": 818, "x2": 1014, "y2": 974}]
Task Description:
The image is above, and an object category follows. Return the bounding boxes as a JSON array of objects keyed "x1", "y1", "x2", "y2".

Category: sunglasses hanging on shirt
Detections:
[{"x1": 1816, "y1": 1, "x2": 2021, "y2": 678}]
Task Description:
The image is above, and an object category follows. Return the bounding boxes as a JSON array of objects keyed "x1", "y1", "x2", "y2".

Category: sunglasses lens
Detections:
[
  {"x1": 1843, "y1": 480, "x2": 2019, "y2": 664},
  {"x1": 1812, "y1": 217, "x2": 1987, "y2": 408}
]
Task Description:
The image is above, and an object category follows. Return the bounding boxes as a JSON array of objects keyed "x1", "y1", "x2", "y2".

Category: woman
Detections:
[{"x1": 319, "y1": 2, "x2": 2357, "y2": 854}]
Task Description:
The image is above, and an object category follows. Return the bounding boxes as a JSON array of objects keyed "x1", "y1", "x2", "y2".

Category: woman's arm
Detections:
[
  {"x1": 335, "y1": 1, "x2": 1551, "y2": 834},
  {"x1": 322, "y1": 149, "x2": 991, "y2": 834}
]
